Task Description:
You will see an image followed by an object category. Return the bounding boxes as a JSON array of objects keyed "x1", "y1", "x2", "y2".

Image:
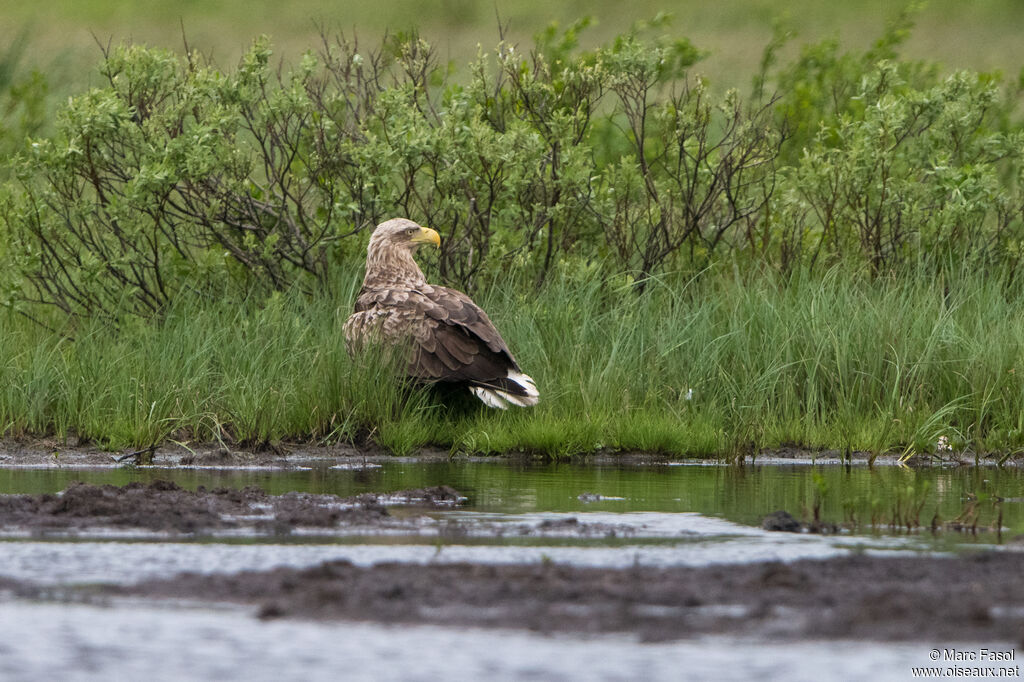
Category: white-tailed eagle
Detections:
[{"x1": 343, "y1": 218, "x2": 539, "y2": 409}]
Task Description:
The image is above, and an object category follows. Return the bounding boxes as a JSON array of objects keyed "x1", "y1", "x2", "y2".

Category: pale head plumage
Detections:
[{"x1": 362, "y1": 218, "x2": 441, "y2": 289}]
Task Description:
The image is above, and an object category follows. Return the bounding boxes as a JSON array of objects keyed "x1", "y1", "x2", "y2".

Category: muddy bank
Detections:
[
  {"x1": 0, "y1": 480, "x2": 463, "y2": 534},
  {"x1": 0, "y1": 440, "x2": 403, "y2": 468},
  {"x1": 0, "y1": 438, "x2": 1013, "y2": 467},
  {"x1": 0, "y1": 481, "x2": 665, "y2": 540},
  {"x1": 1, "y1": 479, "x2": 1022, "y2": 643},
  {"x1": 77, "y1": 552, "x2": 1022, "y2": 643}
]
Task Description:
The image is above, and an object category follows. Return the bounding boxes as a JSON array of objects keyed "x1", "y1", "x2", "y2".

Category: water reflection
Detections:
[{"x1": 1, "y1": 459, "x2": 1021, "y2": 542}]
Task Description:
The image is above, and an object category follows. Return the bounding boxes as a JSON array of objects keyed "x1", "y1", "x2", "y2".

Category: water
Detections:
[
  {"x1": 0, "y1": 601, "x2": 962, "y2": 682},
  {"x1": 1, "y1": 458, "x2": 1021, "y2": 680},
  {"x1": 0, "y1": 459, "x2": 1020, "y2": 590},
  {"x1": 1, "y1": 459, "x2": 1020, "y2": 539}
]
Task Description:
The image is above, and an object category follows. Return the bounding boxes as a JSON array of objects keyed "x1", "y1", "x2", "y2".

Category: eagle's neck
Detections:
[{"x1": 362, "y1": 240, "x2": 427, "y2": 289}]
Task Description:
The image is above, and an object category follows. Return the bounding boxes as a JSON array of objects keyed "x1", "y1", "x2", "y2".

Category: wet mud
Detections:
[
  {"x1": 87, "y1": 552, "x2": 1023, "y2": 642},
  {"x1": 3, "y1": 438, "x2": 1012, "y2": 468},
  {"x1": 2, "y1": 469, "x2": 1023, "y2": 644},
  {"x1": 762, "y1": 510, "x2": 840, "y2": 534},
  {"x1": 0, "y1": 480, "x2": 463, "y2": 534},
  {"x1": 0, "y1": 480, "x2": 670, "y2": 540},
  {"x1": 5, "y1": 479, "x2": 1017, "y2": 642}
]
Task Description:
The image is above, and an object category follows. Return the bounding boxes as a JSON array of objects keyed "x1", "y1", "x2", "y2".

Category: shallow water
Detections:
[
  {"x1": 1, "y1": 459, "x2": 1020, "y2": 540},
  {"x1": 0, "y1": 516, "x2": 947, "y2": 586},
  {"x1": 4, "y1": 456, "x2": 1019, "y2": 520},
  {"x1": 0, "y1": 600, "x2": 987, "y2": 682},
  {"x1": 1, "y1": 458, "x2": 1021, "y2": 680},
  {"x1": 0, "y1": 459, "x2": 1019, "y2": 587}
]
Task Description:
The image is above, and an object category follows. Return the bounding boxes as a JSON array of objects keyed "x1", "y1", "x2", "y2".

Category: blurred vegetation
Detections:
[
  {"x1": 3, "y1": 0, "x2": 1024, "y2": 94},
  {"x1": 0, "y1": 30, "x2": 48, "y2": 166}
]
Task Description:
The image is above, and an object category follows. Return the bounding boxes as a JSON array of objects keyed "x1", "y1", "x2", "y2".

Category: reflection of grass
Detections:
[
  {"x1": 827, "y1": 471, "x2": 1009, "y2": 538},
  {"x1": 1, "y1": 265, "x2": 1024, "y2": 458}
]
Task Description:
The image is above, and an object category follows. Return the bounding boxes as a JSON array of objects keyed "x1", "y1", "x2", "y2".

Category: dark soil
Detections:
[
  {"x1": 762, "y1": 510, "x2": 840, "y2": 534},
  {"x1": 1, "y1": 480, "x2": 1023, "y2": 642},
  {"x1": 0, "y1": 480, "x2": 645, "y2": 539},
  {"x1": 0, "y1": 480, "x2": 463, "y2": 534},
  {"x1": 98, "y1": 551, "x2": 1024, "y2": 643},
  {"x1": 2, "y1": 465, "x2": 1022, "y2": 644},
  {"x1": 3, "y1": 438, "x2": 1016, "y2": 468}
]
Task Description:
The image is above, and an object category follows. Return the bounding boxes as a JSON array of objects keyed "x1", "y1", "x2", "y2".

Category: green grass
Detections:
[{"x1": 1, "y1": 264, "x2": 1022, "y2": 458}]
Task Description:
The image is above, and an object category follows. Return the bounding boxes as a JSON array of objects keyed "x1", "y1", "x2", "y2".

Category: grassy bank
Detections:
[
  {"x1": 2, "y1": 12, "x2": 1023, "y2": 460},
  {"x1": 1, "y1": 265, "x2": 1021, "y2": 459}
]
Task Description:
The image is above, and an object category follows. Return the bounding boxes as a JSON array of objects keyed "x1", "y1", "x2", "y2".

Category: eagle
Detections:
[{"x1": 343, "y1": 218, "x2": 539, "y2": 409}]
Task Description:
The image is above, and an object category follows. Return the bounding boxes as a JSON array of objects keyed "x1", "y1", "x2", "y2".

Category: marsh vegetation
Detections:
[{"x1": 0, "y1": 4, "x2": 1022, "y2": 458}]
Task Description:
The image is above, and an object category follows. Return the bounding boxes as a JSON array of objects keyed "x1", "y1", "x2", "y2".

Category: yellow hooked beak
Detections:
[{"x1": 411, "y1": 226, "x2": 441, "y2": 248}]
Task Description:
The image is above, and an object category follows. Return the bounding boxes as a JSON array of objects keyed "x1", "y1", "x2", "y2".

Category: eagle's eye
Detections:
[{"x1": 405, "y1": 227, "x2": 417, "y2": 235}]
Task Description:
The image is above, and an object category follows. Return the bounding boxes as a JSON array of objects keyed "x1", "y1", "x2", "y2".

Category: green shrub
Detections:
[
  {"x1": 0, "y1": 25, "x2": 789, "y2": 317},
  {"x1": 768, "y1": 66, "x2": 1024, "y2": 272},
  {"x1": 752, "y1": 5, "x2": 1024, "y2": 273},
  {"x1": 1, "y1": 15, "x2": 1023, "y2": 321}
]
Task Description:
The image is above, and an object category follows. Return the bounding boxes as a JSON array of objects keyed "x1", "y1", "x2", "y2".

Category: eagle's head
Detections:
[
  {"x1": 362, "y1": 218, "x2": 440, "y2": 288},
  {"x1": 369, "y1": 218, "x2": 441, "y2": 253}
]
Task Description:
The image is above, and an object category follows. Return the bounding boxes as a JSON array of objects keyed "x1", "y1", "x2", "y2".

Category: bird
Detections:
[{"x1": 343, "y1": 218, "x2": 539, "y2": 409}]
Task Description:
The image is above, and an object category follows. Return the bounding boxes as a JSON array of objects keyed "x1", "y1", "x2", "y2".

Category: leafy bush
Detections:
[
  {"x1": 2, "y1": 15, "x2": 1023, "y2": 320},
  {"x1": 753, "y1": 5, "x2": 1024, "y2": 273},
  {"x1": 3, "y1": 40, "x2": 348, "y2": 318},
  {"x1": 772, "y1": 66, "x2": 1024, "y2": 273},
  {"x1": 595, "y1": 35, "x2": 784, "y2": 285},
  {"x1": 759, "y1": 4, "x2": 940, "y2": 161}
]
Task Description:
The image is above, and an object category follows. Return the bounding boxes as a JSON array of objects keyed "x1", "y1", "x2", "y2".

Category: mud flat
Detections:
[
  {"x1": 0, "y1": 474, "x2": 1020, "y2": 680},
  {"x1": 0, "y1": 480, "x2": 463, "y2": 535},
  {"x1": 92, "y1": 552, "x2": 1024, "y2": 643},
  {"x1": 0, "y1": 481, "x2": 1022, "y2": 643},
  {"x1": 0, "y1": 551, "x2": 1020, "y2": 644}
]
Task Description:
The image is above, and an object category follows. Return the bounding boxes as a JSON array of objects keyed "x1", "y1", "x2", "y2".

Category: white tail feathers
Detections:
[{"x1": 469, "y1": 370, "x2": 539, "y2": 409}]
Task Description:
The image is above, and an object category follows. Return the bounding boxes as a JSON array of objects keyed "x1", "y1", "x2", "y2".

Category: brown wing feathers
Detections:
[{"x1": 408, "y1": 288, "x2": 524, "y2": 390}]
